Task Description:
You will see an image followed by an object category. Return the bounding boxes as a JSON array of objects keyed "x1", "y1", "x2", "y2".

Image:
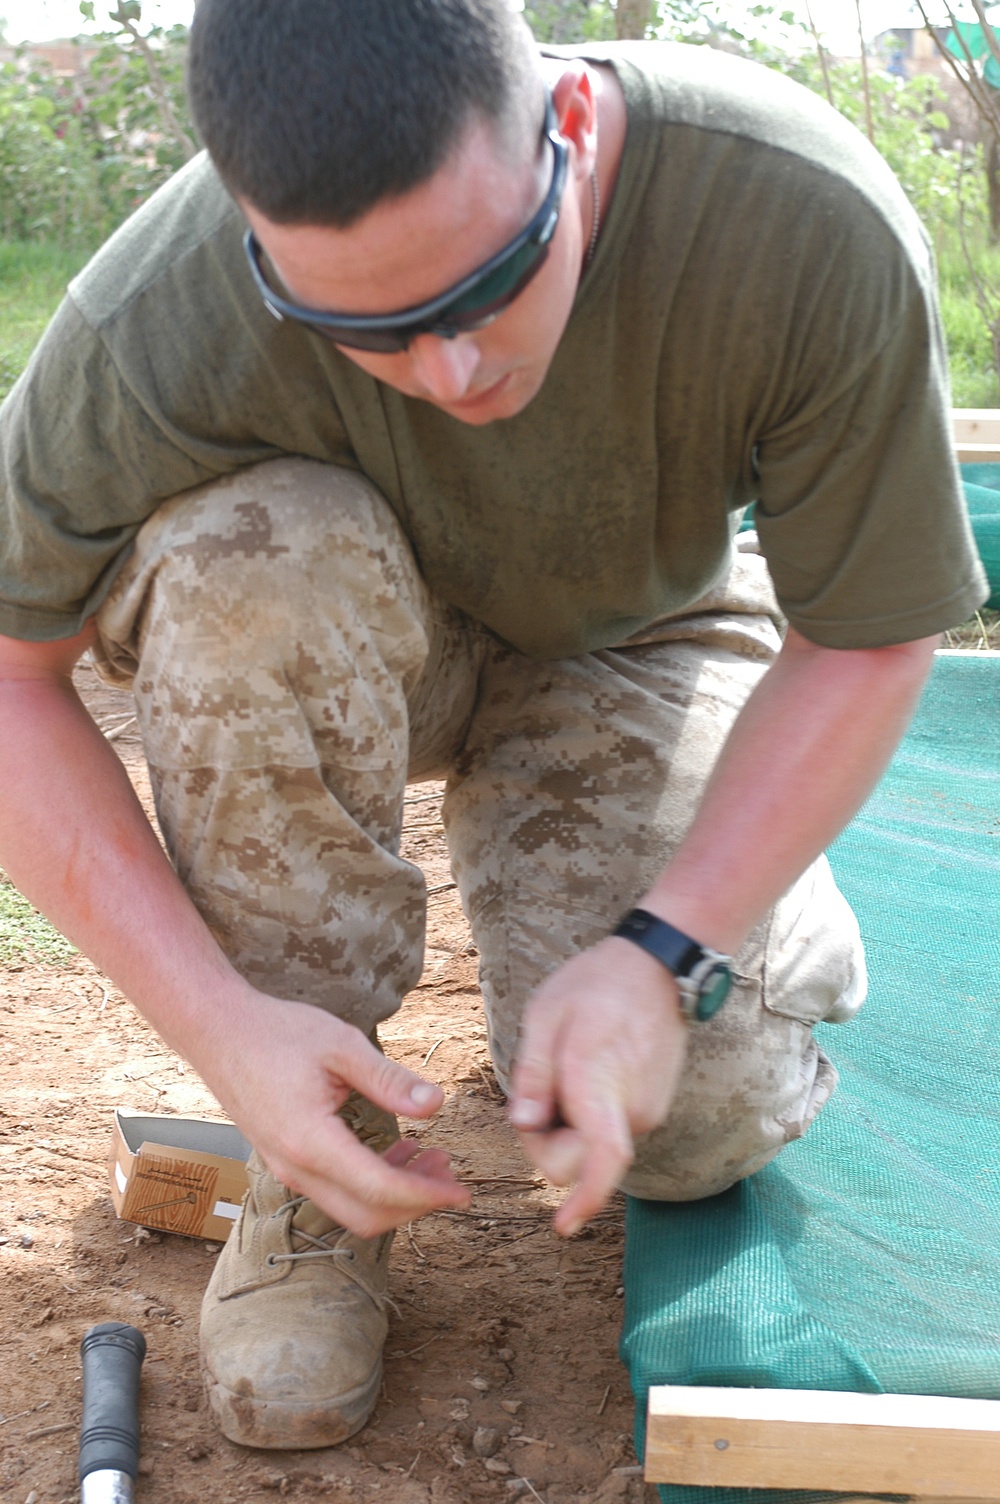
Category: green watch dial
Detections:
[{"x1": 694, "y1": 966, "x2": 732, "y2": 1022}]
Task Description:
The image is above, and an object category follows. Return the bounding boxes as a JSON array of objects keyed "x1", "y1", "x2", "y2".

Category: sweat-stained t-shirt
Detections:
[{"x1": 0, "y1": 41, "x2": 988, "y2": 657}]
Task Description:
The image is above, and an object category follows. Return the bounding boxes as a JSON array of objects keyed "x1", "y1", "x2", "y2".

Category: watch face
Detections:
[{"x1": 694, "y1": 966, "x2": 732, "y2": 1023}]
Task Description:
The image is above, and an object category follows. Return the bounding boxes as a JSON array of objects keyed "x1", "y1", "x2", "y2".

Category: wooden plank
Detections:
[
  {"x1": 955, "y1": 442, "x2": 1000, "y2": 463},
  {"x1": 645, "y1": 1385, "x2": 1000, "y2": 1497},
  {"x1": 952, "y1": 409, "x2": 1000, "y2": 462},
  {"x1": 953, "y1": 409, "x2": 1000, "y2": 446}
]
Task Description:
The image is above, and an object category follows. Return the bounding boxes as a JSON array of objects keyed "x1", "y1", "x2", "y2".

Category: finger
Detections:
[
  {"x1": 294, "y1": 1158, "x2": 469, "y2": 1238},
  {"x1": 270, "y1": 1115, "x2": 470, "y2": 1236},
  {"x1": 404, "y1": 1147, "x2": 460, "y2": 1184},
  {"x1": 552, "y1": 1109, "x2": 634, "y2": 1237},
  {"x1": 326, "y1": 1125, "x2": 469, "y2": 1209},
  {"x1": 383, "y1": 1138, "x2": 423, "y2": 1169},
  {"x1": 516, "y1": 1126, "x2": 587, "y2": 1186},
  {"x1": 334, "y1": 1029, "x2": 444, "y2": 1119},
  {"x1": 292, "y1": 1171, "x2": 443, "y2": 1238},
  {"x1": 384, "y1": 1140, "x2": 462, "y2": 1186},
  {"x1": 508, "y1": 1005, "x2": 564, "y2": 1133}
]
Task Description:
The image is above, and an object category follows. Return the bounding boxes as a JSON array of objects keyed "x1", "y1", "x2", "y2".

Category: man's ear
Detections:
[{"x1": 551, "y1": 63, "x2": 598, "y2": 182}]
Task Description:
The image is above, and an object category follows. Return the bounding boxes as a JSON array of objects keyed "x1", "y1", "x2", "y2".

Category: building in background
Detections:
[
  {"x1": 0, "y1": 38, "x2": 100, "y2": 76},
  {"x1": 873, "y1": 21, "x2": 953, "y2": 80}
]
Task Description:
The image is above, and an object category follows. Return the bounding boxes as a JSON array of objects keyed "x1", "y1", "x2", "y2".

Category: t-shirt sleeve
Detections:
[
  {"x1": 753, "y1": 250, "x2": 988, "y2": 649},
  {"x1": 0, "y1": 295, "x2": 282, "y2": 643}
]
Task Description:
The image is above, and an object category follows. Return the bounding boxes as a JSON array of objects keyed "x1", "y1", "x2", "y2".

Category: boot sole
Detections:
[{"x1": 202, "y1": 1353, "x2": 382, "y2": 1450}]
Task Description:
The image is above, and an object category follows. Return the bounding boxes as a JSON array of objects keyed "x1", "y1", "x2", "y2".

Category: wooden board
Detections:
[
  {"x1": 953, "y1": 409, "x2": 1000, "y2": 444},
  {"x1": 955, "y1": 441, "x2": 1000, "y2": 463},
  {"x1": 645, "y1": 1385, "x2": 1000, "y2": 1497},
  {"x1": 953, "y1": 409, "x2": 1000, "y2": 463}
]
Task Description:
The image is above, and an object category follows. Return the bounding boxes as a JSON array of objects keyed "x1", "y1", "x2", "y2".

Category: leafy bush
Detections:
[
  {"x1": 0, "y1": 61, "x2": 103, "y2": 242},
  {"x1": 79, "y1": 2, "x2": 196, "y2": 225},
  {"x1": 527, "y1": 0, "x2": 808, "y2": 54},
  {"x1": 787, "y1": 56, "x2": 978, "y2": 234},
  {"x1": 0, "y1": 3, "x2": 196, "y2": 248},
  {"x1": 524, "y1": 1, "x2": 615, "y2": 42}
]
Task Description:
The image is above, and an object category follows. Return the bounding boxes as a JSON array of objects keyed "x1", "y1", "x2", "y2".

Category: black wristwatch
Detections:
[{"x1": 612, "y1": 908, "x2": 733, "y2": 1022}]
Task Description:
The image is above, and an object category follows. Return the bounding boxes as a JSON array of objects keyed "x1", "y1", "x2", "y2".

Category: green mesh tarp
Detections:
[
  {"x1": 959, "y1": 463, "x2": 1000, "y2": 609},
  {"x1": 945, "y1": 21, "x2": 1000, "y2": 91},
  {"x1": 620, "y1": 652, "x2": 1000, "y2": 1504}
]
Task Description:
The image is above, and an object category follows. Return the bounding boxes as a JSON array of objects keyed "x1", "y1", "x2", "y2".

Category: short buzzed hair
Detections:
[{"x1": 188, "y1": 0, "x2": 540, "y2": 227}]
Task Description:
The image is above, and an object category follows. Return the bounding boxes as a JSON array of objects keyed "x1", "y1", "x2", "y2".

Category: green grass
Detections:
[
  {"x1": 0, "y1": 872, "x2": 77, "y2": 966},
  {"x1": 938, "y1": 237, "x2": 1000, "y2": 409},
  {"x1": 0, "y1": 240, "x2": 93, "y2": 403},
  {"x1": 940, "y1": 288, "x2": 1000, "y2": 408}
]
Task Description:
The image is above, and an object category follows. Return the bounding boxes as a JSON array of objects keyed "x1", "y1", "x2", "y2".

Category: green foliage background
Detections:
[{"x1": 0, "y1": 5, "x2": 192, "y2": 246}]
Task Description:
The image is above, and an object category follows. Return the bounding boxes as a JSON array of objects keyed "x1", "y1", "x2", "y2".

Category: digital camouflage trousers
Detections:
[{"x1": 94, "y1": 458, "x2": 866, "y2": 1200}]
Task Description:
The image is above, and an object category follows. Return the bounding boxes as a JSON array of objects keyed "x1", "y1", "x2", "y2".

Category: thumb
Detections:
[{"x1": 337, "y1": 1031, "x2": 444, "y2": 1120}]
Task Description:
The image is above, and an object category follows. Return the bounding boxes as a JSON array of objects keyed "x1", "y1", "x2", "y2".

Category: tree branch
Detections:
[
  {"x1": 615, "y1": 0, "x2": 653, "y2": 41},
  {"x1": 914, "y1": 0, "x2": 1000, "y2": 139},
  {"x1": 854, "y1": 0, "x2": 875, "y2": 145},
  {"x1": 110, "y1": 8, "x2": 197, "y2": 162},
  {"x1": 804, "y1": 0, "x2": 835, "y2": 108},
  {"x1": 969, "y1": 0, "x2": 1000, "y2": 77}
]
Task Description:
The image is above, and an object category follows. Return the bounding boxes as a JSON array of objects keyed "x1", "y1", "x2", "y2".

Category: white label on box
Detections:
[
  {"x1": 212, "y1": 1200, "x2": 240, "y2": 1220},
  {"x1": 115, "y1": 1161, "x2": 127, "y2": 1193}
]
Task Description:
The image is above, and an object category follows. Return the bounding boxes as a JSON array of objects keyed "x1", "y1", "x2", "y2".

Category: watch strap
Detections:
[
  {"x1": 613, "y1": 908, "x2": 708, "y2": 977},
  {"x1": 611, "y1": 908, "x2": 733, "y2": 1022}
]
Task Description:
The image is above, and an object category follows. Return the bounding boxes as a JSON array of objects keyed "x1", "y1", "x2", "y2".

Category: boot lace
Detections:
[
  {"x1": 265, "y1": 1196, "x2": 398, "y2": 1313},
  {"x1": 267, "y1": 1196, "x2": 355, "y2": 1264}
]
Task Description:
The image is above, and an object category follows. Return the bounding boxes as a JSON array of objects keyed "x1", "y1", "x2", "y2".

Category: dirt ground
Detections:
[{"x1": 0, "y1": 660, "x2": 655, "y2": 1504}]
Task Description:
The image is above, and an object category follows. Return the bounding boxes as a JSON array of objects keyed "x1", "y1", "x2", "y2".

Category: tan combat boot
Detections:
[{"x1": 200, "y1": 1095, "x2": 399, "y2": 1449}]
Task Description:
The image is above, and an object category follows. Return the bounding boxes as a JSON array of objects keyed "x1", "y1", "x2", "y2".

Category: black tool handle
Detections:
[{"x1": 79, "y1": 1322, "x2": 146, "y2": 1482}]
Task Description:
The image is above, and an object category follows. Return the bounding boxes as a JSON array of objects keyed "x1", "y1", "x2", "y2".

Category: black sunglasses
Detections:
[{"x1": 243, "y1": 91, "x2": 569, "y2": 354}]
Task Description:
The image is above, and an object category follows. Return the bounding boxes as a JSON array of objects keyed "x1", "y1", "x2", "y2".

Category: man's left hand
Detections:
[{"x1": 509, "y1": 936, "x2": 688, "y2": 1236}]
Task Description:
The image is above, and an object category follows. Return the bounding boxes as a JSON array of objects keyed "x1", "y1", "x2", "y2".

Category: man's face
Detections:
[{"x1": 242, "y1": 98, "x2": 592, "y2": 426}]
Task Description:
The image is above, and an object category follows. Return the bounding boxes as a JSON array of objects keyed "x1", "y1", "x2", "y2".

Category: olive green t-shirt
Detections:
[{"x1": 0, "y1": 42, "x2": 987, "y2": 656}]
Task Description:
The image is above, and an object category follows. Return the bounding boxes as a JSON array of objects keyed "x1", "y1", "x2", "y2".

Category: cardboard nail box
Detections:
[{"x1": 110, "y1": 1108, "x2": 250, "y2": 1240}]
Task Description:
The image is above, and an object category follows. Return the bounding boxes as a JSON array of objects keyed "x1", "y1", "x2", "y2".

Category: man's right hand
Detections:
[
  {"x1": 0, "y1": 626, "x2": 469, "y2": 1238},
  {"x1": 199, "y1": 989, "x2": 471, "y2": 1236}
]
